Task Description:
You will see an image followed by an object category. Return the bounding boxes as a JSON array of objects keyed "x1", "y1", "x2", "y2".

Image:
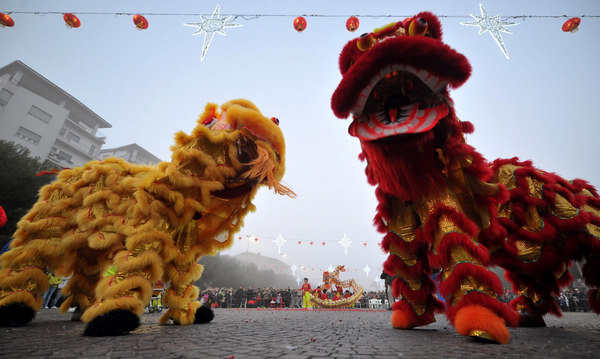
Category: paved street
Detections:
[{"x1": 0, "y1": 308, "x2": 598, "y2": 358}]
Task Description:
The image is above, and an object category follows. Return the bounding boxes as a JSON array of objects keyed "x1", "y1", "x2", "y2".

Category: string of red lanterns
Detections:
[
  {"x1": 0, "y1": 12, "x2": 150, "y2": 30},
  {"x1": 0, "y1": 11, "x2": 590, "y2": 33},
  {"x1": 237, "y1": 235, "x2": 381, "y2": 247}
]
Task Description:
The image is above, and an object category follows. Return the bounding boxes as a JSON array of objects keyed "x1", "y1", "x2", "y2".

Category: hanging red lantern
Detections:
[
  {"x1": 562, "y1": 17, "x2": 581, "y2": 33},
  {"x1": 238, "y1": 236, "x2": 242, "y2": 240},
  {"x1": 63, "y1": 13, "x2": 81, "y2": 28},
  {"x1": 133, "y1": 14, "x2": 149, "y2": 30},
  {"x1": 309, "y1": 241, "x2": 314, "y2": 246},
  {"x1": 254, "y1": 237, "x2": 259, "y2": 242},
  {"x1": 321, "y1": 241, "x2": 326, "y2": 246},
  {"x1": 298, "y1": 241, "x2": 301, "y2": 245},
  {"x1": 0, "y1": 13, "x2": 14, "y2": 27},
  {"x1": 293, "y1": 16, "x2": 307, "y2": 32},
  {"x1": 346, "y1": 16, "x2": 359, "y2": 32},
  {"x1": 363, "y1": 242, "x2": 368, "y2": 247}
]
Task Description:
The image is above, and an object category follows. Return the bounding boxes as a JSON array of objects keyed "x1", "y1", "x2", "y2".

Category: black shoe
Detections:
[
  {"x1": 0, "y1": 303, "x2": 35, "y2": 327},
  {"x1": 84, "y1": 309, "x2": 140, "y2": 336}
]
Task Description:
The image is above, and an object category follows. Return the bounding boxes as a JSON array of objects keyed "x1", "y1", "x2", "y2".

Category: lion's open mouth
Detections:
[{"x1": 349, "y1": 64, "x2": 450, "y2": 141}]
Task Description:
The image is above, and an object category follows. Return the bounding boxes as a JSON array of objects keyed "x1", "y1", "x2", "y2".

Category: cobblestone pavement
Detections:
[{"x1": 0, "y1": 308, "x2": 598, "y2": 358}]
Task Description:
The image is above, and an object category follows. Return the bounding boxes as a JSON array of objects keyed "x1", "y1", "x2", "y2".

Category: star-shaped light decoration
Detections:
[
  {"x1": 338, "y1": 234, "x2": 352, "y2": 256},
  {"x1": 461, "y1": 3, "x2": 519, "y2": 59},
  {"x1": 291, "y1": 264, "x2": 298, "y2": 276},
  {"x1": 363, "y1": 264, "x2": 371, "y2": 278},
  {"x1": 183, "y1": 4, "x2": 242, "y2": 61},
  {"x1": 273, "y1": 233, "x2": 287, "y2": 255}
]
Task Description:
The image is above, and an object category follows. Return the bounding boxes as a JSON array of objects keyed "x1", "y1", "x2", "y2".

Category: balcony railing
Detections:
[
  {"x1": 66, "y1": 117, "x2": 106, "y2": 141},
  {"x1": 56, "y1": 133, "x2": 96, "y2": 158},
  {"x1": 47, "y1": 152, "x2": 74, "y2": 168}
]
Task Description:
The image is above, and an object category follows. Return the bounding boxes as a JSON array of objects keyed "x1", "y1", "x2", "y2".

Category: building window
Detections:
[
  {"x1": 15, "y1": 126, "x2": 41, "y2": 144},
  {"x1": 59, "y1": 127, "x2": 66, "y2": 136},
  {"x1": 28, "y1": 105, "x2": 52, "y2": 123},
  {"x1": 0, "y1": 88, "x2": 13, "y2": 106},
  {"x1": 66, "y1": 131, "x2": 80, "y2": 143},
  {"x1": 88, "y1": 144, "x2": 96, "y2": 156},
  {"x1": 57, "y1": 150, "x2": 72, "y2": 163}
]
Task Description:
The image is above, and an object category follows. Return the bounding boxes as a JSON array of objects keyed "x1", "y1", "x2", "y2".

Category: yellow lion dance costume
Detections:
[{"x1": 0, "y1": 99, "x2": 293, "y2": 336}]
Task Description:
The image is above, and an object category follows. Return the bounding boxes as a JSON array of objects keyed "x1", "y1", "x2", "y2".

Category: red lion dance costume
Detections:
[{"x1": 331, "y1": 12, "x2": 600, "y2": 343}]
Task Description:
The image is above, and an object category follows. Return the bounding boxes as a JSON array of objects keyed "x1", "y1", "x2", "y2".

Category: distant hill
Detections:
[
  {"x1": 196, "y1": 252, "x2": 296, "y2": 289},
  {"x1": 234, "y1": 251, "x2": 291, "y2": 274}
]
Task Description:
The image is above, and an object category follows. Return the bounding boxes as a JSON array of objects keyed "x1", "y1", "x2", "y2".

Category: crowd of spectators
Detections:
[
  {"x1": 556, "y1": 288, "x2": 591, "y2": 312},
  {"x1": 198, "y1": 287, "x2": 389, "y2": 309},
  {"x1": 499, "y1": 287, "x2": 591, "y2": 312}
]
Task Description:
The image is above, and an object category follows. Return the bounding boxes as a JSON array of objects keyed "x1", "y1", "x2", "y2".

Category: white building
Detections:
[
  {"x1": 0, "y1": 60, "x2": 111, "y2": 168},
  {"x1": 99, "y1": 143, "x2": 162, "y2": 166}
]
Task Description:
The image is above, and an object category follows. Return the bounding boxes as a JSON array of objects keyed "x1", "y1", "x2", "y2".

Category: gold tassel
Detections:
[{"x1": 241, "y1": 146, "x2": 296, "y2": 198}]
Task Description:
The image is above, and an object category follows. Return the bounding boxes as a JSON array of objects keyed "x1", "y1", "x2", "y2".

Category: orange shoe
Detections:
[
  {"x1": 391, "y1": 309, "x2": 436, "y2": 329},
  {"x1": 454, "y1": 305, "x2": 510, "y2": 344},
  {"x1": 391, "y1": 309, "x2": 412, "y2": 329}
]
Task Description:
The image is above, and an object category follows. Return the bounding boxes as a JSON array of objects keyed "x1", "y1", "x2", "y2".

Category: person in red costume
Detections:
[
  {"x1": 320, "y1": 289, "x2": 328, "y2": 301},
  {"x1": 300, "y1": 278, "x2": 312, "y2": 308}
]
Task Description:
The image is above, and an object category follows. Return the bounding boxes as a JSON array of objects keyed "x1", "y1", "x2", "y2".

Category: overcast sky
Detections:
[{"x1": 1, "y1": 0, "x2": 599, "y2": 289}]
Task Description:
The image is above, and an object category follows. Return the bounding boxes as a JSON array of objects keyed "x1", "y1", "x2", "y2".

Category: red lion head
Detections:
[{"x1": 331, "y1": 12, "x2": 476, "y2": 201}]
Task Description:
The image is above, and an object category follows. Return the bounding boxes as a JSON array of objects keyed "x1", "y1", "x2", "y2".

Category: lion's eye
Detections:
[
  {"x1": 357, "y1": 33, "x2": 376, "y2": 52},
  {"x1": 408, "y1": 17, "x2": 428, "y2": 36},
  {"x1": 271, "y1": 117, "x2": 280, "y2": 125}
]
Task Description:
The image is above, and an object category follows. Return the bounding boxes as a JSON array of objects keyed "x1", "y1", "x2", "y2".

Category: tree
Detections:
[{"x1": 0, "y1": 140, "x2": 56, "y2": 247}]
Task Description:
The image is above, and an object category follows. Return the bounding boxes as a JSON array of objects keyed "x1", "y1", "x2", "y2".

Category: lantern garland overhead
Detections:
[{"x1": 1, "y1": 8, "x2": 596, "y2": 60}]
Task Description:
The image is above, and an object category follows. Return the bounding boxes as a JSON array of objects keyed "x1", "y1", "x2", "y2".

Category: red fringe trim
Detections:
[
  {"x1": 582, "y1": 258, "x2": 600, "y2": 288},
  {"x1": 430, "y1": 232, "x2": 490, "y2": 269},
  {"x1": 381, "y1": 231, "x2": 428, "y2": 254},
  {"x1": 438, "y1": 262, "x2": 503, "y2": 298},
  {"x1": 505, "y1": 268, "x2": 573, "y2": 299},
  {"x1": 383, "y1": 255, "x2": 428, "y2": 281},
  {"x1": 509, "y1": 295, "x2": 561, "y2": 317},
  {"x1": 391, "y1": 297, "x2": 444, "y2": 327},
  {"x1": 423, "y1": 204, "x2": 480, "y2": 239},
  {"x1": 392, "y1": 276, "x2": 436, "y2": 303}
]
